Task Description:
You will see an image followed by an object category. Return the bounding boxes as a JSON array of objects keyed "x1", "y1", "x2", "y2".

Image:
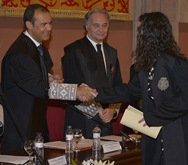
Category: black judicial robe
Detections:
[
  {"x1": 1, "y1": 33, "x2": 53, "y2": 152},
  {"x1": 96, "y1": 53, "x2": 188, "y2": 165},
  {"x1": 0, "y1": 84, "x2": 4, "y2": 136},
  {"x1": 62, "y1": 36, "x2": 123, "y2": 138}
]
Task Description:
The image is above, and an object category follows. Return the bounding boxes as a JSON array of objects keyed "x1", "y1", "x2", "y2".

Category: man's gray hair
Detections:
[{"x1": 84, "y1": 8, "x2": 110, "y2": 24}]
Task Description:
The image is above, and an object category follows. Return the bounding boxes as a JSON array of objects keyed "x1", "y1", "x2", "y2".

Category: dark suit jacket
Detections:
[
  {"x1": 96, "y1": 53, "x2": 188, "y2": 165},
  {"x1": 1, "y1": 32, "x2": 53, "y2": 153},
  {"x1": 0, "y1": 83, "x2": 4, "y2": 136},
  {"x1": 62, "y1": 36, "x2": 123, "y2": 138}
]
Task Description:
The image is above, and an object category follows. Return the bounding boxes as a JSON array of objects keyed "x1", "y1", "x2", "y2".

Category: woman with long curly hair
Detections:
[
  {"x1": 96, "y1": 12, "x2": 188, "y2": 165},
  {"x1": 134, "y1": 12, "x2": 186, "y2": 72}
]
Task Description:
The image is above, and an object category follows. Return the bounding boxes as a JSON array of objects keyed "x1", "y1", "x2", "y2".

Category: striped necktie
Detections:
[{"x1": 37, "y1": 45, "x2": 48, "y2": 83}]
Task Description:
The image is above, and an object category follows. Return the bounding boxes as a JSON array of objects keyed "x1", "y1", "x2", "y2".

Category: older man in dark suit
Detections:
[{"x1": 62, "y1": 9, "x2": 123, "y2": 138}]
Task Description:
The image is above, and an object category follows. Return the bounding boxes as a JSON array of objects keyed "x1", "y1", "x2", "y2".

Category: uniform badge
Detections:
[{"x1": 157, "y1": 77, "x2": 169, "y2": 91}]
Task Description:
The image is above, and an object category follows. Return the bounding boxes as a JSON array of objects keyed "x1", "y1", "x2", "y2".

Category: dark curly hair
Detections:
[{"x1": 133, "y1": 12, "x2": 185, "y2": 72}]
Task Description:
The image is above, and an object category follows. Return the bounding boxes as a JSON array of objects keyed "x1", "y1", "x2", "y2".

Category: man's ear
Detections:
[
  {"x1": 26, "y1": 21, "x2": 33, "y2": 29},
  {"x1": 85, "y1": 23, "x2": 89, "y2": 31}
]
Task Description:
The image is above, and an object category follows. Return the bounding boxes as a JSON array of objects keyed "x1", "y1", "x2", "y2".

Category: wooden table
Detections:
[
  {"x1": 1, "y1": 141, "x2": 141, "y2": 165},
  {"x1": 45, "y1": 142, "x2": 141, "y2": 165}
]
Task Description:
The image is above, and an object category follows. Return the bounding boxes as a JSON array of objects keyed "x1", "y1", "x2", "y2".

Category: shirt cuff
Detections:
[{"x1": 48, "y1": 82, "x2": 77, "y2": 100}]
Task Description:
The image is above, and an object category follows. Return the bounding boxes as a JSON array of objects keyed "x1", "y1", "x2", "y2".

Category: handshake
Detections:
[
  {"x1": 48, "y1": 74, "x2": 98, "y2": 102},
  {"x1": 76, "y1": 83, "x2": 98, "y2": 102}
]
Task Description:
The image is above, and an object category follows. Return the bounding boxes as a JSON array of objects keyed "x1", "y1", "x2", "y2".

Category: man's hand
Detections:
[
  {"x1": 76, "y1": 85, "x2": 98, "y2": 102},
  {"x1": 99, "y1": 108, "x2": 115, "y2": 123}
]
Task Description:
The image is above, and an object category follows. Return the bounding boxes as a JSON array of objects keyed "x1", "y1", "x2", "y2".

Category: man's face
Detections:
[
  {"x1": 86, "y1": 12, "x2": 109, "y2": 43},
  {"x1": 27, "y1": 9, "x2": 52, "y2": 43}
]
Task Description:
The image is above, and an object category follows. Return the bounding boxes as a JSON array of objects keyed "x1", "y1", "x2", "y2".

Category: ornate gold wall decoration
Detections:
[{"x1": 0, "y1": 0, "x2": 129, "y2": 20}]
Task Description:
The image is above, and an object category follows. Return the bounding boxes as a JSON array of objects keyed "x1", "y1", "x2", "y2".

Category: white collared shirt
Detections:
[
  {"x1": 23, "y1": 30, "x2": 41, "y2": 47},
  {"x1": 24, "y1": 31, "x2": 52, "y2": 77}
]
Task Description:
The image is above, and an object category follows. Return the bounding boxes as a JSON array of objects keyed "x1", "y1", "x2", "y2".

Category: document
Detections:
[
  {"x1": 43, "y1": 141, "x2": 65, "y2": 150},
  {"x1": 0, "y1": 155, "x2": 29, "y2": 164},
  {"x1": 101, "y1": 135, "x2": 122, "y2": 142},
  {"x1": 44, "y1": 139, "x2": 93, "y2": 150},
  {"x1": 120, "y1": 105, "x2": 162, "y2": 139}
]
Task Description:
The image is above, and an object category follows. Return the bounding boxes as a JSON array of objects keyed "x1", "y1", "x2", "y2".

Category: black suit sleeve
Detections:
[
  {"x1": 2, "y1": 53, "x2": 48, "y2": 98},
  {"x1": 96, "y1": 73, "x2": 141, "y2": 104}
]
